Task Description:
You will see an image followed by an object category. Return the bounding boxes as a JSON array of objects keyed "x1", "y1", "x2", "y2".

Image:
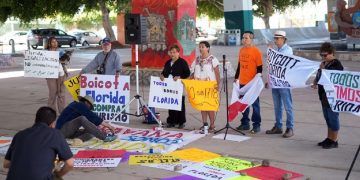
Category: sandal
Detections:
[{"x1": 209, "y1": 127, "x2": 216, "y2": 133}]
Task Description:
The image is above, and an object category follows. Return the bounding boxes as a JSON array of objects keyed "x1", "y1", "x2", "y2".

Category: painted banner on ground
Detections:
[
  {"x1": 80, "y1": 74, "x2": 130, "y2": 123},
  {"x1": 180, "y1": 163, "x2": 240, "y2": 180},
  {"x1": 71, "y1": 125, "x2": 204, "y2": 154},
  {"x1": 142, "y1": 160, "x2": 196, "y2": 171},
  {"x1": 182, "y1": 79, "x2": 219, "y2": 111},
  {"x1": 74, "y1": 149, "x2": 126, "y2": 158},
  {"x1": 64, "y1": 75, "x2": 80, "y2": 101},
  {"x1": 74, "y1": 158, "x2": 121, "y2": 168},
  {"x1": 148, "y1": 76, "x2": 183, "y2": 111},
  {"x1": 266, "y1": 48, "x2": 320, "y2": 88},
  {"x1": 168, "y1": 148, "x2": 221, "y2": 162},
  {"x1": 128, "y1": 154, "x2": 180, "y2": 165},
  {"x1": 318, "y1": 70, "x2": 360, "y2": 116},
  {"x1": 204, "y1": 157, "x2": 258, "y2": 171},
  {"x1": 228, "y1": 76, "x2": 264, "y2": 121},
  {"x1": 24, "y1": 50, "x2": 59, "y2": 78}
]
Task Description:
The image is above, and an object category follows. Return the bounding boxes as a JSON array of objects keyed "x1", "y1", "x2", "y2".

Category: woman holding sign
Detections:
[
  {"x1": 312, "y1": 42, "x2": 344, "y2": 149},
  {"x1": 46, "y1": 37, "x2": 68, "y2": 114},
  {"x1": 160, "y1": 45, "x2": 190, "y2": 129},
  {"x1": 190, "y1": 41, "x2": 220, "y2": 133}
]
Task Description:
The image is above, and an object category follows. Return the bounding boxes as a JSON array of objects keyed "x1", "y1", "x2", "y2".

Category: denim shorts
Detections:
[{"x1": 322, "y1": 106, "x2": 340, "y2": 131}]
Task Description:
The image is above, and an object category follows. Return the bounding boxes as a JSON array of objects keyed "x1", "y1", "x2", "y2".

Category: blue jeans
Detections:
[
  {"x1": 272, "y1": 88, "x2": 294, "y2": 129},
  {"x1": 322, "y1": 106, "x2": 340, "y2": 131},
  {"x1": 241, "y1": 97, "x2": 261, "y2": 128}
]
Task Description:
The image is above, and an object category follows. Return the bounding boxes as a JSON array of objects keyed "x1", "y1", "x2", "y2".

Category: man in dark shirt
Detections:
[
  {"x1": 56, "y1": 95, "x2": 117, "y2": 144},
  {"x1": 3, "y1": 107, "x2": 73, "y2": 180}
]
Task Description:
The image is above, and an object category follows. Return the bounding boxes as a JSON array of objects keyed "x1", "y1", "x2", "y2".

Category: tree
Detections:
[{"x1": 197, "y1": 0, "x2": 223, "y2": 20}]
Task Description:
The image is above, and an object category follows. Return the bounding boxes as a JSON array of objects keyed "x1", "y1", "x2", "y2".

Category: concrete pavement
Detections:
[{"x1": 0, "y1": 44, "x2": 359, "y2": 179}]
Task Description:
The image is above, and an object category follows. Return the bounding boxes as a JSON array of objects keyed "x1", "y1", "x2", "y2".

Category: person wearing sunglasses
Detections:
[
  {"x1": 265, "y1": 31, "x2": 295, "y2": 138},
  {"x1": 312, "y1": 42, "x2": 344, "y2": 149}
]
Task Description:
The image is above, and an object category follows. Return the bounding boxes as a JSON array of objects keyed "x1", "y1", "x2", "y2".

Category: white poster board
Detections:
[{"x1": 24, "y1": 50, "x2": 59, "y2": 78}]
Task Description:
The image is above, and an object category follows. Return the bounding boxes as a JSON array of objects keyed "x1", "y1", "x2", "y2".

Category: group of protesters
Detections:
[{"x1": 3, "y1": 29, "x2": 345, "y2": 179}]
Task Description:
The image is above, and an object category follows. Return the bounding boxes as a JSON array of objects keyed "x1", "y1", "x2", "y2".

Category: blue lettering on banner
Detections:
[
  {"x1": 153, "y1": 80, "x2": 167, "y2": 87},
  {"x1": 86, "y1": 90, "x2": 125, "y2": 104},
  {"x1": 121, "y1": 135, "x2": 183, "y2": 145},
  {"x1": 152, "y1": 96, "x2": 179, "y2": 105}
]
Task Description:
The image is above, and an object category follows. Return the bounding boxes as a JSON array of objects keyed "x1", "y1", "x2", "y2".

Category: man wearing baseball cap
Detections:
[
  {"x1": 80, "y1": 37, "x2": 121, "y2": 76},
  {"x1": 265, "y1": 30, "x2": 295, "y2": 138}
]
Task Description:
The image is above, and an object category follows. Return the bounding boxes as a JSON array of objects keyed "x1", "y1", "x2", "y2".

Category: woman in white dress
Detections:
[{"x1": 190, "y1": 41, "x2": 220, "y2": 133}]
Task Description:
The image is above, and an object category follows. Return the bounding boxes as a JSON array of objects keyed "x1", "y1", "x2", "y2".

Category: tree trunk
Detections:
[
  {"x1": 262, "y1": 0, "x2": 273, "y2": 29},
  {"x1": 262, "y1": 16, "x2": 270, "y2": 29},
  {"x1": 99, "y1": 0, "x2": 116, "y2": 41}
]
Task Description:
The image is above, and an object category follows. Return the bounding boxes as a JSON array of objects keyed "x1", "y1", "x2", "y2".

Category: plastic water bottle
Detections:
[{"x1": 204, "y1": 122, "x2": 209, "y2": 135}]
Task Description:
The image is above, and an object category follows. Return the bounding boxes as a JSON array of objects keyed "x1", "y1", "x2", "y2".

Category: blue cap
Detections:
[{"x1": 102, "y1": 37, "x2": 111, "y2": 44}]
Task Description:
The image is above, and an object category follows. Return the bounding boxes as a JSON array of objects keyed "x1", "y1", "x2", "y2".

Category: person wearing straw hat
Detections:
[{"x1": 56, "y1": 95, "x2": 117, "y2": 144}]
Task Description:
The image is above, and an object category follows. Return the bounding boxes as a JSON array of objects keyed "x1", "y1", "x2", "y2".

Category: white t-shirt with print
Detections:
[{"x1": 191, "y1": 55, "x2": 219, "y2": 81}]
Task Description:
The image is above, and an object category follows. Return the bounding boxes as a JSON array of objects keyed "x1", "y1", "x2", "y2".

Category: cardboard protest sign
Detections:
[
  {"x1": 168, "y1": 148, "x2": 220, "y2": 162},
  {"x1": 180, "y1": 163, "x2": 240, "y2": 180},
  {"x1": 74, "y1": 158, "x2": 121, "y2": 168},
  {"x1": 238, "y1": 166, "x2": 303, "y2": 180},
  {"x1": 204, "y1": 157, "x2": 258, "y2": 171},
  {"x1": 266, "y1": 48, "x2": 320, "y2": 88},
  {"x1": 148, "y1": 76, "x2": 183, "y2": 110},
  {"x1": 80, "y1": 74, "x2": 130, "y2": 123},
  {"x1": 318, "y1": 70, "x2": 360, "y2": 116},
  {"x1": 64, "y1": 75, "x2": 80, "y2": 100},
  {"x1": 24, "y1": 50, "x2": 59, "y2": 78},
  {"x1": 182, "y1": 79, "x2": 219, "y2": 111},
  {"x1": 74, "y1": 149, "x2": 126, "y2": 158},
  {"x1": 128, "y1": 154, "x2": 180, "y2": 165},
  {"x1": 142, "y1": 160, "x2": 196, "y2": 171}
]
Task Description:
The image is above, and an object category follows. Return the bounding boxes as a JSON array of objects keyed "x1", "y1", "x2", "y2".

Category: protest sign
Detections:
[
  {"x1": 142, "y1": 160, "x2": 196, "y2": 171},
  {"x1": 180, "y1": 163, "x2": 240, "y2": 180},
  {"x1": 0, "y1": 136, "x2": 12, "y2": 148},
  {"x1": 80, "y1": 74, "x2": 130, "y2": 123},
  {"x1": 266, "y1": 48, "x2": 319, "y2": 88},
  {"x1": 238, "y1": 166, "x2": 303, "y2": 180},
  {"x1": 64, "y1": 75, "x2": 80, "y2": 100},
  {"x1": 168, "y1": 148, "x2": 220, "y2": 162},
  {"x1": 24, "y1": 50, "x2": 59, "y2": 78},
  {"x1": 74, "y1": 158, "x2": 121, "y2": 168},
  {"x1": 318, "y1": 70, "x2": 360, "y2": 116},
  {"x1": 204, "y1": 157, "x2": 258, "y2": 171},
  {"x1": 128, "y1": 154, "x2": 180, "y2": 165},
  {"x1": 182, "y1": 79, "x2": 219, "y2": 111},
  {"x1": 74, "y1": 149, "x2": 126, "y2": 158},
  {"x1": 228, "y1": 76, "x2": 264, "y2": 121},
  {"x1": 148, "y1": 76, "x2": 183, "y2": 110}
]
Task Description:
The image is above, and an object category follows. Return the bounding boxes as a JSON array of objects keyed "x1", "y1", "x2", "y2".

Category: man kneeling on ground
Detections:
[
  {"x1": 56, "y1": 95, "x2": 117, "y2": 144},
  {"x1": 4, "y1": 107, "x2": 74, "y2": 180}
]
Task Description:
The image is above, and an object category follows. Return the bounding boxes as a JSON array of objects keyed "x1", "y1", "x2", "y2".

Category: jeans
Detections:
[
  {"x1": 241, "y1": 97, "x2": 261, "y2": 128},
  {"x1": 322, "y1": 106, "x2": 340, "y2": 131},
  {"x1": 272, "y1": 88, "x2": 294, "y2": 129},
  {"x1": 60, "y1": 116, "x2": 106, "y2": 141}
]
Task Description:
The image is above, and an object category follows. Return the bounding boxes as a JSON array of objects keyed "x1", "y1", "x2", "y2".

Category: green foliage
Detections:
[{"x1": 197, "y1": 0, "x2": 223, "y2": 20}]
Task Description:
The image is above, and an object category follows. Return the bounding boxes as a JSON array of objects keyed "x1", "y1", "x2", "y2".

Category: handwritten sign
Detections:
[
  {"x1": 182, "y1": 79, "x2": 219, "y2": 111},
  {"x1": 204, "y1": 157, "x2": 258, "y2": 171},
  {"x1": 64, "y1": 75, "x2": 80, "y2": 100},
  {"x1": 143, "y1": 160, "x2": 196, "y2": 171},
  {"x1": 74, "y1": 158, "x2": 121, "y2": 168},
  {"x1": 180, "y1": 163, "x2": 240, "y2": 180},
  {"x1": 168, "y1": 148, "x2": 220, "y2": 162},
  {"x1": 74, "y1": 149, "x2": 126, "y2": 158},
  {"x1": 318, "y1": 70, "x2": 360, "y2": 116},
  {"x1": 24, "y1": 50, "x2": 59, "y2": 78},
  {"x1": 148, "y1": 76, "x2": 183, "y2": 110},
  {"x1": 266, "y1": 48, "x2": 319, "y2": 88},
  {"x1": 128, "y1": 154, "x2": 180, "y2": 165},
  {"x1": 80, "y1": 74, "x2": 130, "y2": 123}
]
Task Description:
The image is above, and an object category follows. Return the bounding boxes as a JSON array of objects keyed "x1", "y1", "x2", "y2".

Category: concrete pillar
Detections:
[{"x1": 224, "y1": 0, "x2": 253, "y2": 33}]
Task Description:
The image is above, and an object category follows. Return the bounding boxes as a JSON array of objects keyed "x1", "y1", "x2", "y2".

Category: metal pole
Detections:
[{"x1": 135, "y1": 44, "x2": 140, "y2": 115}]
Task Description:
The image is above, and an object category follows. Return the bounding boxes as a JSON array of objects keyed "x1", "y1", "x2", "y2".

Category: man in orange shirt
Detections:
[{"x1": 234, "y1": 31, "x2": 263, "y2": 134}]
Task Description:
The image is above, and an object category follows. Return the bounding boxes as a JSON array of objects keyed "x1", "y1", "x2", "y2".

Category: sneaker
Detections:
[
  {"x1": 322, "y1": 139, "x2": 338, "y2": 149},
  {"x1": 282, "y1": 128, "x2": 294, "y2": 138},
  {"x1": 250, "y1": 127, "x2": 261, "y2": 134},
  {"x1": 236, "y1": 124, "x2": 250, "y2": 131},
  {"x1": 266, "y1": 126, "x2": 283, "y2": 134},
  {"x1": 166, "y1": 123, "x2": 175, "y2": 128},
  {"x1": 318, "y1": 138, "x2": 331, "y2": 146},
  {"x1": 178, "y1": 123, "x2": 185, "y2": 129},
  {"x1": 104, "y1": 134, "x2": 117, "y2": 142}
]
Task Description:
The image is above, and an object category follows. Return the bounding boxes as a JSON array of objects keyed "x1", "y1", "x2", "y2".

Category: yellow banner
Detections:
[
  {"x1": 168, "y1": 148, "x2": 220, "y2": 162},
  {"x1": 204, "y1": 157, "x2": 259, "y2": 171},
  {"x1": 182, "y1": 79, "x2": 219, "y2": 111},
  {"x1": 128, "y1": 154, "x2": 180, "y2": 165},
  {"x1": 64, "y1": 75, "x2": 80, "y2": 101}
]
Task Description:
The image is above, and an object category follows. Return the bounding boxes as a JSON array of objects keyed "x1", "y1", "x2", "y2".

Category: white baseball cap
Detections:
[{"x1": 274, "y1": 30, "x2": 286, "y2": 38}]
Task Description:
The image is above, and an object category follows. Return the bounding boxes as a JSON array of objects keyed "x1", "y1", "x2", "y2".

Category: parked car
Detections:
[
  {"x1": 73, "y1": 31, "x2": 103, "y2": 46},
  {"x1": 27, "y1": 28, "x2": 77, "y2": 49},
  {"x1": 0, "y1": 31, "x2": 28, "y2": 45}
]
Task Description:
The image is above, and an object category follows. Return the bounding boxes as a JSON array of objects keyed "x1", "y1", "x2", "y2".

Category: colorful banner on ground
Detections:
[
  {"x1": 148, "y1": 76, "x2": 183, "y2": 111},
  {"x1": 266, "y1": 48, "x2": 320, "y2": 88},
  {"x1": 128, "y1": 154, "x2": 180, "y2": 165},
  {"x1": 24, "y1": 50, "x2": 60, "y2": 78},
  {"x1": 64, "y1": 75, "x2": 80, "y2": 101},
  {"x1": 0, "y1": 136, "x2": 12, "y2": 148},
  {"x1": 180, "y1": 163, "x2": 240, "y2": 180},
  {"x1": 74, "y1": 158, "x2": 121, "y2": 168},
  {"x1": 168, "y1": 148, "x2": 221, "y2": 162},
  {"x1": 318, "y1": 69, "x2": 360, "y2": 116},
  {"x1": 182, "y1": 79, "x2": 219, "y2": 111},
  {"x1": 204, "y1": 157, "x2": 258, "y2": 171},
  {"x1": 142, "y1": 160, "x2": 196, "y2": 171},
  {"x1": 80, "y1": 74, "x2": 130, "y2": 123},
  {"x1": 228, "y1": 76, "x2": 264, "y2": 121}
]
